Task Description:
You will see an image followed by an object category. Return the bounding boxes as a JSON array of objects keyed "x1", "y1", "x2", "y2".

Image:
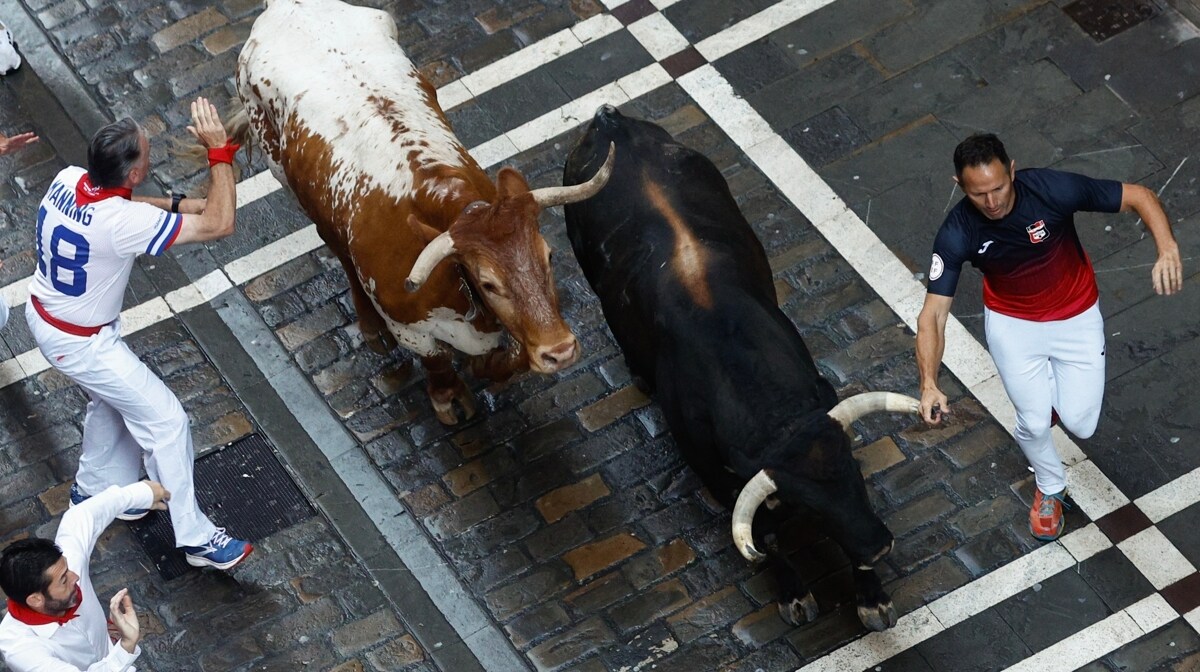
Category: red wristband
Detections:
[{"x1": 207, "y1": 142, "x2": 241, "y2": 167}]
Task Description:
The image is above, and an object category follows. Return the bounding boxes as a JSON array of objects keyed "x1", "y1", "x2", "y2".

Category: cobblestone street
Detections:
[{"x1": 3, "y1": 0, "x2": 1200, "y2": 670}]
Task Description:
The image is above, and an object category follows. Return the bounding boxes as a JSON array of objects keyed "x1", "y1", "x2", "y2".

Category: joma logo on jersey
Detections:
[{"x1": 1026, "y1": 220, "x2": 1048, "y2": 243}]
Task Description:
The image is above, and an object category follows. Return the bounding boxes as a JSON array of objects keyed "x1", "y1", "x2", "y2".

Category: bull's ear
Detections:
[
  {"x1": 496, "y1": 167, "x2": 531, "y2": 198},
  {"x1": 407, "y1": 214, "x2": 442, "y2": 243}
]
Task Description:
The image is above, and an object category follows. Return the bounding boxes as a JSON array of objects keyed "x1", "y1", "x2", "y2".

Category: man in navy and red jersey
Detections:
[
  {"x1": 25, "y1": 98, "x2": 252, "y2": 570},
  {"x1": 916, "y1": 133, "x2": 1183, "y2": 541}
]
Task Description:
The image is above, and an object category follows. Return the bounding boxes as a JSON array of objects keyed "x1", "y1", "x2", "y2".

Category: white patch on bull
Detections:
[
  {"x1": 424, "y1": 180, "x2": 460, "y2": 204},
  {"x1": 378, "y1": 307, "x2": 502, "y2": 358},
  {"x1": 929, "y1": 253, "x2": 944, "y2": 281},
  {"x1": 237, "y1": 0, "x2": 466, "y2": 215}
]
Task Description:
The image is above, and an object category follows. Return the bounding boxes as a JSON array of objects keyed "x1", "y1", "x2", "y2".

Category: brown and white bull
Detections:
[{"x1": 233, "y1": 0, "x2": 614, "y2": 423}]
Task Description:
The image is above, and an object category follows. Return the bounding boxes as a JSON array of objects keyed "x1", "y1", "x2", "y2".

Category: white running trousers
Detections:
[
  {"x1": 984, "y1": 301, "x2": 1105, "y2": 496},
  {"x1": 26, "y1": 303, "x2": 217, "y2": 546}
]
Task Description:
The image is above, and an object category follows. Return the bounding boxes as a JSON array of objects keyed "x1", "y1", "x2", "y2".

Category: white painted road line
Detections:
[
  {"x1": 1136, "y1": 464, "x2": 1200, "y2": 523},
  {"x1": 1002, "y1": 594, "x2": 1176, "y2": 672},
  {"x1": 797, "y1": 529, "x2": 1099, "y2": 672},
  {"x1": 797, "y1": 607, "x2": 942, "y2": 672},
  {"x1": 497, "y1": 63, "x2": 672, "y2": 160},
  {"x1": 695, "y1": 0, "x2": 840, "y2": 62},
  {"x1": 439, "y1": 13, "x2": 624, "y2": 110},
  {"x1": 1118, "y1": 527, "x2": 1197, "y2": 590}
]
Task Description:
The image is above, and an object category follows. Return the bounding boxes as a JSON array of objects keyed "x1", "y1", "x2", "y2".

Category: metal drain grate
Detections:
[
  {"x1": 1064, "y1": 0, "x2": 1159, "y2": 41},
  {"x1": 128, "y1": 433, "x2": 315, "y2": 580}
]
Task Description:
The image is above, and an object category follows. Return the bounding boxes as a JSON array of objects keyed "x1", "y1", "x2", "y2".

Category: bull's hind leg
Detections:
[{"x1": 422, "y1": 347, "x2": 476, "y2": 425}]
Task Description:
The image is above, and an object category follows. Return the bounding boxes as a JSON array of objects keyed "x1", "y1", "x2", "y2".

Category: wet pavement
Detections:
[{"x1": 2, "y1": 0, "x2": 1200, "y2": 670}]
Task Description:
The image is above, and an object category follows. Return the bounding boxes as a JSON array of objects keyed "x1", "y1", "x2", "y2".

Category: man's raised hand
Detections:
[
  {"x1": 107, "y1": 588, "x2": 140, "y2": 654},
  {"x1": 186, "y1": 96, "x2": 228, "y2": 150}
]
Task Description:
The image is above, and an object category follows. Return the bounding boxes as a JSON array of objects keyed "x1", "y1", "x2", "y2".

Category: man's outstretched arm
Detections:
[
  {"x1": 1121, "y1": 183, "x2": 1183, "y2": 295},
  {"x1": 916, "y1": 293, "x2": 954, "y2": 424}
]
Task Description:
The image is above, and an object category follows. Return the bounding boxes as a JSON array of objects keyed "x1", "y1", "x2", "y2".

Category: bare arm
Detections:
[
  {"x1": 173, "y1": 97, "x2": 237, "y2": 245},
  {"x1": 916, "y1": 293, "x2": 954, "y2": 424},
  {"x1": 1121, "y1": 183, "x2": 1183, "y2": 295},
  {"x1": 131, "y1": 194, "x2": 206, "y2": 215}
]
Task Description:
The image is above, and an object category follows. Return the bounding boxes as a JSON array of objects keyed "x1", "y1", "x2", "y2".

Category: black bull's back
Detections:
[{"x1": 561, "y1": 105, "x2": 839, "y2": 466}]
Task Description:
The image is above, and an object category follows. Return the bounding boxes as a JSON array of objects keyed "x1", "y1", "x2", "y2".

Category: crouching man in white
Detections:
[{"x1": 0, "y1": 481, "x2": 170, "y2": 671}]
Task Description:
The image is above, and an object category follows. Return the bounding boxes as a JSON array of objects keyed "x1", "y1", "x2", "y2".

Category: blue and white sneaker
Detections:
[
  {"x1": 69, "y1": 483, "x2": 150, "y2": 521},
  {"x1": 182, "y1": 528, "x2": 253, "y2": 570}
]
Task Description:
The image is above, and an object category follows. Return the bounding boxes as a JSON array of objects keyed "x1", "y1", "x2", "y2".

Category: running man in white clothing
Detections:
[
  {"x1": 0, "y1": 480, "x2": 170, "y2": 671},
  {"x1": 25, "y1": 97, "x2": 252, "y2": 569},
  {"x1": 916, "y1": 133, "x2": 1183, "y2": 541}
]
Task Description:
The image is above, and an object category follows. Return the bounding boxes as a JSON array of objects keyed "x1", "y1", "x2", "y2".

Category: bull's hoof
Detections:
[
  {"x1": 365, "y1": 330, "x2": 398, "y2": 354},
  {"x1": 432, "y1": 391, "x2": 477, "y2": 426},
  {"x1": 778, "y1": 592, "x2": 820, "y2": 626},
  {"x1": 856, "y1": 599, "x2": 898, "y2": 632}
]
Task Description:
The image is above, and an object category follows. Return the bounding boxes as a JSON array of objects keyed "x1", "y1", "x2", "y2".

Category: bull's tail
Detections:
[
  {"x1": 173, "y1": 97, "x2": 255, "y2": 179},
  {"x1": 224, "y1": 99, "x2": 253, "y2": 150}
]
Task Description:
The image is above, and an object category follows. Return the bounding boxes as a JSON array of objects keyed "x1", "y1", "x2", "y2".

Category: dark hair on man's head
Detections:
[
  {"x1": 0, "y1": 538, "x2": 63, "y2": 605},
  {"x1": 87, "y1": 117, "x2": 144, "y2": 189},
  {"x1": 953, "y1": 133, "x2": 1010, "y2": 177}
]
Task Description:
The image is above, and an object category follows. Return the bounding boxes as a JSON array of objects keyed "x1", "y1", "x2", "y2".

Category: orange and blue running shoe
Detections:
[{"x1": 1029, "y1": 489, "x2": 1069, "y2": 541}]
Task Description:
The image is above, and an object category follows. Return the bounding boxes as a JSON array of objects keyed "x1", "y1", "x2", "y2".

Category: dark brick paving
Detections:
[
  {"x1": 0, "y1": 312, "x2": 425, "y2": 670},
  {"x1": 4, "y1": 0, "x2": 1200, "y2": 670}
]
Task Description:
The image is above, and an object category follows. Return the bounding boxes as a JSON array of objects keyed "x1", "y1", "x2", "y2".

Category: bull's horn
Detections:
[
  {"x1": 731, "y1": 470, "x2": 777, "y2": 562},
  {"x1": 827, "y1": 392, "x2": 921, "y2": 430},
  {"x1": 405, "y1": 231, "x2": 457, "y2": 292},
  {"x1": 530, "y1": 142, "x2": 616, "y2": 208}
]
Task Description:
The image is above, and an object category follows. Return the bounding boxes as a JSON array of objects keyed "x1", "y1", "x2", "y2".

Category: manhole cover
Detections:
[
  {"x1": 1064, "y1": 0, "x2": 1159, "y2": 41},
  {"x1": 128, "y1": 433, "x2": 315, "y2": 580}
]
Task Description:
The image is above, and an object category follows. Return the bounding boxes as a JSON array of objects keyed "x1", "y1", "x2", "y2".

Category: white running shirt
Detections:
[
  {"x1": 28, "y1": 167, "x2": 181, "y2": 327},
  {"x1": 0, "y1": 484, "x2": 152, "y2": 671}
]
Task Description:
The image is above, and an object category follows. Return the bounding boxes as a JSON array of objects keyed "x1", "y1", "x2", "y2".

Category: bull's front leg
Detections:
[
  {"x1": 328, "y1": 243, "x2": 397, "y2": 355},
  {"x1": 467, "y1": 343, "x2": 528, "y2": 382},
  {"x1": 853, "y1": 564, "x2": 897, "y2": 632},
  {"x1": 754, "y1": 507, "x2": 820, "y2": 627},
  {"x1": 422, "y1": 347, "x2": 476, "y2": 425}
]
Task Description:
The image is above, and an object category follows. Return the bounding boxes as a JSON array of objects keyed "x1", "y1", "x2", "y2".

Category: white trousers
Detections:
[
  {"x1": 26, "y1": 303, "x2": 216, "y2": 546},
  {"x1": 984, "y1": 301, "x2": 1105, "y2": 496}
]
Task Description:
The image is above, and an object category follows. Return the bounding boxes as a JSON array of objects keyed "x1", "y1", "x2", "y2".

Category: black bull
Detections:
[{"x1": 562, "y1": 105, "x2": 920, "y2": 632}]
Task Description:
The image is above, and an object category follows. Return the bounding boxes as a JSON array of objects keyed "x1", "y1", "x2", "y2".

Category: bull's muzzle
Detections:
[{"x1": 530, "y1": 336, "x2": 579, "y2": 373}]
